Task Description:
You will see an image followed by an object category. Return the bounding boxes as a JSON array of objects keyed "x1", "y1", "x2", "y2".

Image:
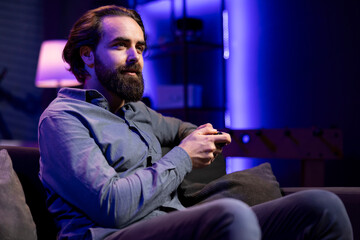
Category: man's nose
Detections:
[{"x1": 126, "y1": 47, "x2": 140, "y2": 63}]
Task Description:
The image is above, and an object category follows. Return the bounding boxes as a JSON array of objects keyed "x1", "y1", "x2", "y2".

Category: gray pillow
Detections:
[
  {"x1": 0, "y1": 149, "x2": 37, "y2": 240},
  {"x1": 179, "y1": 162, "x2": 282, "y2": 207}
]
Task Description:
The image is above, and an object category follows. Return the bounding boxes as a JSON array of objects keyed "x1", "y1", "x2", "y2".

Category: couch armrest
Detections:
[{"x1": 282, "y1": 187, "x2": 360, "y2": 240}]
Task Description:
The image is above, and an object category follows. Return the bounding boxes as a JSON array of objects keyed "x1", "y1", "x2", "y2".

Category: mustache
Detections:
[{"x1": 117, "y1": 63, "x2": 142, "y2": 74}]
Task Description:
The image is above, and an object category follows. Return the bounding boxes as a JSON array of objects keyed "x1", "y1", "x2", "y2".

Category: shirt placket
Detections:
[{"x1": 122, "y1": 105, "x2": 153, "y2": 167}]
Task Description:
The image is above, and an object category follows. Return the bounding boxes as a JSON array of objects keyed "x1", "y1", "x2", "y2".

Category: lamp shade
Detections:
[{"x1": 35, "y1": 40, "x2": 81, "y2": 88}]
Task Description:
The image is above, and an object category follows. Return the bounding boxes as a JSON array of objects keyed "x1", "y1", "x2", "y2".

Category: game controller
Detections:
[{"x1": 213, "y1": 131, "x2": 226, "y2": 147}]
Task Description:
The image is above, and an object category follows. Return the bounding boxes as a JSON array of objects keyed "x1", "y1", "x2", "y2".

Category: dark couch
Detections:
[{"x1": 1, "y1": 145, "x2": 359, "y2": 239}]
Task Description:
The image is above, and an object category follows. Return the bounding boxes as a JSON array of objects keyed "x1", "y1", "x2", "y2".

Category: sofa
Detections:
[{"x1": 1, "y1": 145, "x2": 359, "y2": 240}]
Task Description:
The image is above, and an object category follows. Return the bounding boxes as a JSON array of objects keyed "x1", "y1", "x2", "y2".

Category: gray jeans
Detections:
[{"x1": 96, "y1": 190, "x2": 353, "y2": 240}]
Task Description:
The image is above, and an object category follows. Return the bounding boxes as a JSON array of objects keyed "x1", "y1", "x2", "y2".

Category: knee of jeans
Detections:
[
  {"x1": 295, "y1": 190, "x2": 345, "y2": 213},
  {"x1": 212, "y1": 198, "x2": 261, "y2": 238},
  {"x1": 296, "y1": 190, "x2": 352, "y2": 238},
  {"x1": 210, "y1": 198, "x2": 259, "y2": 224}
]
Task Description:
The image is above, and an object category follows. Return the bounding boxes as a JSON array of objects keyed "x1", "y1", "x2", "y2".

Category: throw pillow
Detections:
[
  {"x1": 0, "y1": 149, "x2": 37, "y2": 240},
  {"x1": 179, "y1": 162, "x2": 282, "y2": 207}
]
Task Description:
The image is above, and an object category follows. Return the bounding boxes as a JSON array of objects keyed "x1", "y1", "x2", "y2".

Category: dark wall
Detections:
[
  {"x1": 0, "y1": 0, "x2": 43, "y2": 142},
  {"x1": 255, "y1": 0, "x2": 360, "y2": 186},
  {"x1": 43, "y1": 0, "x2": 130, "y2": 40}
]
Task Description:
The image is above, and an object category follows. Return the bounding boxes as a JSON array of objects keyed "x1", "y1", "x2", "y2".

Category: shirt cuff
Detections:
[{"x1": 163, "y1": 146, "x2": 192, "y2": 177}]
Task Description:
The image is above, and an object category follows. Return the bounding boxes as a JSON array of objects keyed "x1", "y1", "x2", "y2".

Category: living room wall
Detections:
[
  {"x1": 0, "y1": 0, "x2": 43, "y2": 142},
  {"x1": 0, "y1": 0, "x2": 359, "y2": 186}
]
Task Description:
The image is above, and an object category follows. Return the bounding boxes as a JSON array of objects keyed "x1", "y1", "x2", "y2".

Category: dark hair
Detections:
[{"x1": 63, "y1": 5, "x2": 146, "y2": 83}]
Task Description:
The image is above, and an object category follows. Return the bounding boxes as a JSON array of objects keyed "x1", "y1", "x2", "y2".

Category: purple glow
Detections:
[
  {"x1": 137, "y1": 1, "x2": 259, "y2": 172},
  {"x1": 136, "y1": 1, "x2": 175, "y2": 106},
  {"x1": 225, "y1": 0, "x2": 260, "y2": 172},
  {"x1": 222, "y1": 10, "x2": 230, "y2": 59},
  {"x1": 35, "y1": 40, "x2": 80, "y2": 88},
  {"x1": 136, "y1": 0, "x2": 223, "y2": 108},
  {"x1": 225, "y1": 0, "x2": 260, "y2": 129}
]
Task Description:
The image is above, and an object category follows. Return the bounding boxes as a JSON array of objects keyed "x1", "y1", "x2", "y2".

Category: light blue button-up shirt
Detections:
[{"x1": 38, "y1": 88, "x2": 196, "y2": 239}]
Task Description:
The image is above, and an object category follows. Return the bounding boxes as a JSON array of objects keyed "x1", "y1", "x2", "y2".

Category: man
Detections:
[{"x1": 38, "y1": 5, "x2": 353, "y2": 240}]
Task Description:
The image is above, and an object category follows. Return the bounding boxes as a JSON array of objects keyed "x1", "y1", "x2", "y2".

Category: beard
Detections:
[{"x1": 94, "y1": 56, "x2": 144, "y2": 103}]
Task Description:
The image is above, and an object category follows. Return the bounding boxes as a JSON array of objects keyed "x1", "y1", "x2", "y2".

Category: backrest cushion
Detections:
[{"x1": 179, "y1": 162, "x2": 282, "y2": 207}]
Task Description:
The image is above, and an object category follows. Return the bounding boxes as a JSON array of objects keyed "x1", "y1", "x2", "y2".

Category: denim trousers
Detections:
[{"x1": 102, "y1": 190, "x2": 353, "y2": 240}]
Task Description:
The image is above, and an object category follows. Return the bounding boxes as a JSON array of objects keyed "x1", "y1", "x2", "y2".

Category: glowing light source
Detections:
[
  {"x1": 222, "y1": 10, "x2": 229, "y2": 59},
  {"x1": 225, "y1": 0, "x2": 260, "y2": 172},
  {"x1": 241, "y1": 133, "x2": 251, "y2": 144},
  {"x1": 35, "y1": 40, "x2": 81, "y2": 88}
]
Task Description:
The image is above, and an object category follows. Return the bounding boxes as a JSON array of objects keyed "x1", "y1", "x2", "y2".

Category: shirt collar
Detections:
[{"x1": 57, "y1": 88, "x2": 110, "y2": 110}]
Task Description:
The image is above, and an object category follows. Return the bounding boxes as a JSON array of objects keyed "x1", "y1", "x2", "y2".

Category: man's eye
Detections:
[{"x1": 136, "y1": 45, "x2": 145, "y2": 53}]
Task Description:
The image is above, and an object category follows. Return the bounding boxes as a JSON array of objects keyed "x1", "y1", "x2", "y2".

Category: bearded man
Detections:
[{"x1": 38, "y1": 5, "x2": 353, "y2": 240}]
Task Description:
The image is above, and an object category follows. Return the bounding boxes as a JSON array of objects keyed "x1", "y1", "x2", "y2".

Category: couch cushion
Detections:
[
  {"x1": 179, "y1": 162, "x2": 282, "y2": 207},
  {"x1": 0, "y1": 149, "x2": 37, "y2": 240}
]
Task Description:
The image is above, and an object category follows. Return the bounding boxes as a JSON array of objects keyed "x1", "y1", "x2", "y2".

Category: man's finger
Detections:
[{"x1": 196, "y1": 125, "x2": 217, "y2": 135}]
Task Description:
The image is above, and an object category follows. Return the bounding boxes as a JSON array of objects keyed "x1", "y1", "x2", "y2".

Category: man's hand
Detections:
[{"x1": 178, "y1": 123, "x2": 231, "y2": 169}]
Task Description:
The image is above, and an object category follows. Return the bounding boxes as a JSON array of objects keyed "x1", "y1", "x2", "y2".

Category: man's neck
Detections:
[{"x1": 83, "y1": 78, "x2": 125, "y2": 113}]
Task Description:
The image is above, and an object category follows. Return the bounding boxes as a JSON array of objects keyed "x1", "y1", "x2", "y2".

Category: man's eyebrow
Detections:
[{"x1": 108, "y1": 37, "x2": 146, "y2": 47}]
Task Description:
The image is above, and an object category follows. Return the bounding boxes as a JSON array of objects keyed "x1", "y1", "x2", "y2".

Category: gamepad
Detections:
[{"x1": 213, "y1": 132, "x2": 226, "y2": 147}]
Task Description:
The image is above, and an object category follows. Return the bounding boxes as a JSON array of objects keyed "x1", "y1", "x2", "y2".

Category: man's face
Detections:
[{"x1": 94, "y1": 16, "x2": 146, "y2": 102}]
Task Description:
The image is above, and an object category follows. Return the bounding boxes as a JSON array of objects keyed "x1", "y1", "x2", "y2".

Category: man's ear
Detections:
[{"x1": 80, "y1": 46, "x2": 94, "y2": 67}]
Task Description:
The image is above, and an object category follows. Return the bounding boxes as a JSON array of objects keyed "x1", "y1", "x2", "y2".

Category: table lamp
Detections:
[{"x1": 35, "y1": 40, "x2": 81, "y2": 88}]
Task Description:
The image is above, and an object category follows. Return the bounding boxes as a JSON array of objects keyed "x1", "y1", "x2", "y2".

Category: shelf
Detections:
[
  {"x1": 145, "y1": 41, "x2": 222, "y2": 59},
  {"x1": 132, "y1": 0, "x2": 160, "y2": 6}
]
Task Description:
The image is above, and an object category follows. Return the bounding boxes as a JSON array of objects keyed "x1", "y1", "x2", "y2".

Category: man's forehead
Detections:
[{"x1": 100, "y1": 15, "x2": 144, "y2": 42}]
